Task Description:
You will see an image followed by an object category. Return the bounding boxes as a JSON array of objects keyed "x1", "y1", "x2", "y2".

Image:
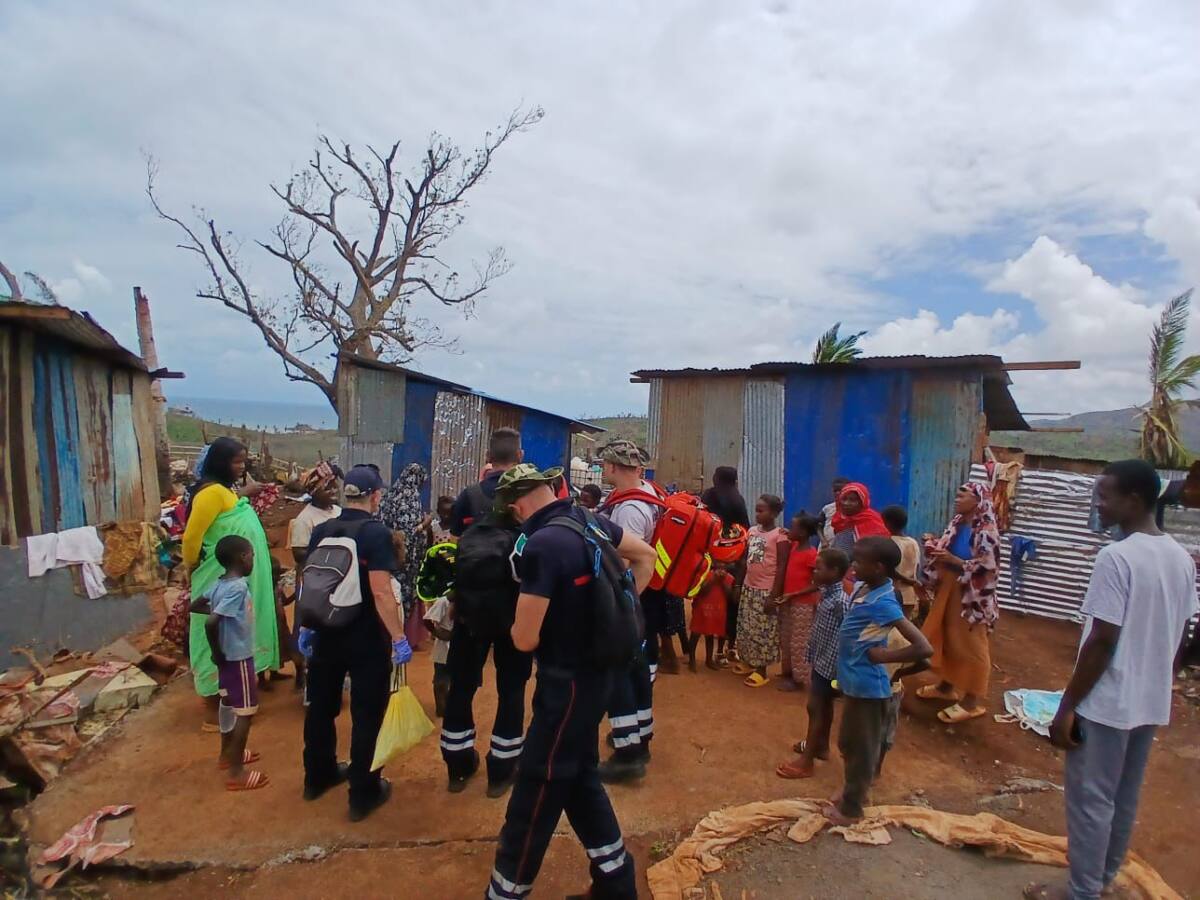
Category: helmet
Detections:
[{"x1": 709, "y1": 523, "x2": 748, "y2": 563}]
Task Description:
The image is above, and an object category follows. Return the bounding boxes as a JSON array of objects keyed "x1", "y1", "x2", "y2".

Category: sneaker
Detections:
[
  {"x1": 598, "y1": 754, "x2": 647, "y2": 785},
  {"x1": 303, "y1": 762, "x2": 350, "y2": 801},
  {"x1": 349, "y1": 779, "x2": 392, "y2": 822},
  {"x1": 448, "y1": 750, "x2": 480, "y2": 794}
]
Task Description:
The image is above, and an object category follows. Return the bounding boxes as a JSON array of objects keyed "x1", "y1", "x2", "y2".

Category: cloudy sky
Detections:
[{"x1": 3, "y1": 1, "x2": 1200, "y2": 420}]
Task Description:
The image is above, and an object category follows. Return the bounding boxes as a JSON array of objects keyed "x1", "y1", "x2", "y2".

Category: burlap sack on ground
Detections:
[{"x1": 646, "y1": 799, "x2": 1181, "y2": 900}]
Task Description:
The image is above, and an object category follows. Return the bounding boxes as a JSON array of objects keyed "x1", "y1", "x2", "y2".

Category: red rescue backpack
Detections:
[{"x1": 602, "y1": 483, "x2": 721, "y2": 599}]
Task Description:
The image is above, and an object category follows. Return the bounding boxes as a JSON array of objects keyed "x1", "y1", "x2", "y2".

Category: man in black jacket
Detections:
[
  {"x1": 487, "y1": 464, "x2": 656, "y2": 900},
  {"x1": 441, "y1": 427, "x2": 532, "y2": 796}
]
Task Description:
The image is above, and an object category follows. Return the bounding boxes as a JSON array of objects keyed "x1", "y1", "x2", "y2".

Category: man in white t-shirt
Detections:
[
  {"x1": 1029, "y1": 460, "x2": 1199, "y2": 900},
  {"x1": 289, "y1": 465, "x2": 343, "y2": 568}
]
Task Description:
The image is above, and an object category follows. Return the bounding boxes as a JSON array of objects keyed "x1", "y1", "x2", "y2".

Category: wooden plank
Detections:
[
  {"x1": 110, "y1": 370, "x2": 143, "y2": 521},
  {"x1": 0, "y1": 327, "x2": 15, "y2": 545},
  {"x1": 73, "y1": 356, "x2": 117, "y2": 523},
  {"x1": 14, "y1": 330, "x2": 39, "y2": 535},
  {"x1": 32, "y1": 344, "x2": 60, "y2": 531},
  {"x1": 49, "y1": 349, "x2": 86, "y2": 529},
  {"x1": 1002, "y1": 361, "x2": 1081, "y2": 372},
  {"x1": 130, "y1": 372, "x2": 161, "y2": 519}
]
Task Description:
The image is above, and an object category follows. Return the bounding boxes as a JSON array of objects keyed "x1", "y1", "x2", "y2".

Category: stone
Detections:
[
  {"x1": 1000, "y1": 777, "x2": 1062, "y2": 795},
  {"x1": 93, "y1": 667, "x2": 157, "y2": 713},
  {"x1": 978, "y1": 793, "x2": 1023, "y2": 813}
]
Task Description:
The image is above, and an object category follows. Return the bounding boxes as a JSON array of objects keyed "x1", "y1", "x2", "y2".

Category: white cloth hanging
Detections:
[{"x1": 25, "y1": 527, "x2": 108, "y2": 599}]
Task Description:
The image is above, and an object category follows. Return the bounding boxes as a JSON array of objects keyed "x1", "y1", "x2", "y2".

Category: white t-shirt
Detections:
[
  {"x1": 289, "y1": 504, "x2": 342, "y2": 549},
  {"x1": 424, "y1": 596, "x2": 453, "y2": 665},
  {"x1": 1075, "y1": 532, "x2": 1198, "y2": 730},
  {"x1": 606, "y1": 482, "x2": 660, "y2": 544}
]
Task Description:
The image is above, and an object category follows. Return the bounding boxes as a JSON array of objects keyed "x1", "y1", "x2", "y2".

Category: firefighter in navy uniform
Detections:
[
  {"x1": 486, "y1": 465, "x2": 656, "y2": 900},
  {"x1": 441, "y1": 427, "x2": 533, "y2": 796}
]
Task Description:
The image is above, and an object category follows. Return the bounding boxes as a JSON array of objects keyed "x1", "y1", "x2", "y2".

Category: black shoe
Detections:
[
  {"x1": 486, "y1": 770, "x2": 518, "y2": 799},
  {"x1": 448, "y1": 750, "x2": 480, "y2": 794},
  {"x1": 303, "y1": 762, "x2": 350, "y2": 801},
  {"x1": 349, "y1": 779, "x2": 392, "y2": 822},
  {"x1": 598, "y1": 754, "x2": 647, "y2": 785}
]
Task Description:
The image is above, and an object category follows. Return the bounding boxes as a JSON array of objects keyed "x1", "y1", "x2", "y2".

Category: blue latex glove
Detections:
[
  {"x1": 297, "y1": 627, "x2": 317, "y2": 659},
  {"x1": 391, "y1": 636, "x2": 413, "y2": 665}
]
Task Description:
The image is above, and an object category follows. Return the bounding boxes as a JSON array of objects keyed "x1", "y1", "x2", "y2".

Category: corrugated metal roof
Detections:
[
  {"x1": 340, "y1": 352, "x2": 603, "y2": 433},
  {"x1": 0, "y1": 300, "x2": 148, "y2": 371},
  {"x1": 632, "y1": 354, "x2": 1007, "y2": 380}
]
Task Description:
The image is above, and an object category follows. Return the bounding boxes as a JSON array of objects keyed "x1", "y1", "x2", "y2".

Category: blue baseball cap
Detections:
[{"x1": 344, "y1": 463, "x2": 385, "y2": 498}]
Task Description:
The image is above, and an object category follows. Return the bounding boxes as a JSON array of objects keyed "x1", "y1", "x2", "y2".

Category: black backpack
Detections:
[
  {"x1": 453, "y1": 512, "x2": 521, "y2": 640},
  {"x1": 547, "y1": 508, "x2": 645, "y2": 670},
  {"x1": 457, "y1": 482, "x2": 493, "y2": 531},
  {"x1": 296, "y1": 519, "x2": 367, "y2": 630}
]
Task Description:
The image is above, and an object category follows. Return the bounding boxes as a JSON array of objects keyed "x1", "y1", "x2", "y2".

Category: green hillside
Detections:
[{"x1": 167, "y1": 411, "x2": 340, "y2": 468}]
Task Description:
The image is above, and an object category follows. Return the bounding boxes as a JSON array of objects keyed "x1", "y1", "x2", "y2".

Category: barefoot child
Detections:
[
  {"x1": 191, "y1": 535, "x2": 268, "y2": 791},
  {"x1": 825, "y1": 537, "x2": 932, "y2": 824},
  {"x1": 776, "y1": 548, "x2": 850, "y2": 779},
  {"x1": 777, "y1": 514, "x2": 821, "y2": 692},
  {"x1": 689, "y1": 562, "x2": 735, "y2": 670},
  {"x1": 734, "y1": 495, "x2": 789, "y2": 687}
]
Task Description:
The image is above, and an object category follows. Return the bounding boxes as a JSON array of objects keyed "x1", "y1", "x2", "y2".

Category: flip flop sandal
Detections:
[
  {"x1": 730, "y1": 662, "x2": 754, "y2": 675},
  {"x1": 917, "y1": 684, "x2": 961, "y2": 702},
  {"x1": 776, "y1": 761, "x2": 815, "y2": 779},
  {"x1": 744, "y1": 673, "x2": 771, "y2": 688},
  {"x1": 226, "y1": 770, "x2": 270, "y2": 791},
  {"x1": 792, "y1": 740, "x2": 830, "y2": 760},
  {"x1": 938, "y1": 703, "x2": 987, "y2": 724},
  {"x1": 219, "y1": 750, "x2": 262, "y2": 769}
]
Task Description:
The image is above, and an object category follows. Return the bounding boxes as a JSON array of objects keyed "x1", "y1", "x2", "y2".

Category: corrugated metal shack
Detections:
[
  {"x1": 633, "y1": 356, "x2": 1030, "y2": 540},
  {"x1": 0, "y1": 298, "x2": 167, "y2": 667},
  {"x1": 337, "y1": 354, "x2": 603, "y2": 505},
  {"x1": 0, "y1": 300, "x2": 162, "y2": 543}
]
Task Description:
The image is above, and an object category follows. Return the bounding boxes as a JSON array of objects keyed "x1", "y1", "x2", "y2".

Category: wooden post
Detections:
[{"x1": 133, "y1": 287, "x2": 173, "y2": 499}]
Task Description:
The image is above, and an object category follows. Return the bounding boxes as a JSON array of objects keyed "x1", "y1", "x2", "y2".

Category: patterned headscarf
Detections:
[
  {"x1": 380, "y1": 463, "x2": 429, "y2": 614},
  {"x1": 924, "y1": 481, "x2": 1002, "y2": 628}
]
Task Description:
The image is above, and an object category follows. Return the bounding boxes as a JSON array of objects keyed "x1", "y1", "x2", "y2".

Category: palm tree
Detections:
[
  {"x1": 812, "y1": 322, "x2": 867, "y2": 364},
  {"x1": 1140, "y1": 289, "x2": 1200, "y2": 468}
]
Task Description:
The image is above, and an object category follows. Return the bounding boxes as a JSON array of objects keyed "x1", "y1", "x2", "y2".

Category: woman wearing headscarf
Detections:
[
  {"x1": 380, "y1": 462, "x2": 431, "y2": 648},
  {"x1": 917, "y1": 482, "x2": 1002, "y2": 723},
  {"x1": 828, "y1": 482, "x2": 891, "y2": 553},
  {"x1": 181, "y1": 437, "x2": 279, "y2": 718}
]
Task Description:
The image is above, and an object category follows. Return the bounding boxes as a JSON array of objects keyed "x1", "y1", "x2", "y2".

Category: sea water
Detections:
[{"x1": 166, "y1": 394, "x2": 336, "y2": 431}]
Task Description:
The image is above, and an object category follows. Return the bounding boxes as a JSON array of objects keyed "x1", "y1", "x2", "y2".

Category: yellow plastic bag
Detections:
[{"x1": 370, "y1": 665, "x2": 434, "y2": 771}]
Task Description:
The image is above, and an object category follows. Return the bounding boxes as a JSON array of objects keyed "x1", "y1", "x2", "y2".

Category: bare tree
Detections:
[{"x1": 148, "y1": 105, "x2": 543, "y2": 408}]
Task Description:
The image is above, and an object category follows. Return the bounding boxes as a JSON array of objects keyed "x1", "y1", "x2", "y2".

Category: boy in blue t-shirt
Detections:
[
  {"x1": 190, "y1": 534, "x2": 266, "y2": 791},
  {"x1": 826, "y1": 536, "x2": 932, "y2": 824}
]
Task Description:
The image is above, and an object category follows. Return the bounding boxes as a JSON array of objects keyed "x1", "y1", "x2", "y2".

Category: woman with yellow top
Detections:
[{"x1": 183, "y1": 437, "x2": 278, "y2": 707}]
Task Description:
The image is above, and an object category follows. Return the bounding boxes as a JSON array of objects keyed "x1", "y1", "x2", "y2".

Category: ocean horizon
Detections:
[{"x1": 165, "y1": 393, "x2": 337, "y2": 431}]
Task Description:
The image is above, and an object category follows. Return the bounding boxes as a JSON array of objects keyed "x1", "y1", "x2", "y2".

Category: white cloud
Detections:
[
  {"x1": 0, "y1": 2, "x2": 1199, "y2": 414},
  {"x1": 49, "y1": 259, "x2": 114, "y2": 304},
  {"x1": 864, "y1": 236, "x2": 1173, "y2": 412},
  {"x1": 1145, "y1": 196, "x2": 1200, "y2": 286}
]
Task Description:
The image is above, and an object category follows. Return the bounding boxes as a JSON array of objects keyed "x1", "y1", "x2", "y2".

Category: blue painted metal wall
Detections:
[
  {"x1": 32, "y1": 340, "x2": 88, "y2": 530},
  {"x1": 783, "y1": 370, "x2": 912, "y2": 519},
  {"x1": 520, "y1": 409, "x2": 571, "y2": 476},
  {"x1": 390, "y1": 379, "x2": 438, "y2": 509}
]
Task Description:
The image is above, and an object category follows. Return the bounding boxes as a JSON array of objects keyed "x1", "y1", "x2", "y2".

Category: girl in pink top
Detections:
[{"x1": 734, "y1": 494, "x2": 790, "y2": 687}]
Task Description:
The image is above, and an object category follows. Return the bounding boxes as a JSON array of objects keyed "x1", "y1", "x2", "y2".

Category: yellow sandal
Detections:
[{"x1": 744, "y1": 672, "x2": 771, "y2": 688}]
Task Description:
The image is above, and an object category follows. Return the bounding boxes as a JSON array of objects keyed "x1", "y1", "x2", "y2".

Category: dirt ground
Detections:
[{"x1": 17, "y1": 614, "x2": 1200, "y2": 898}]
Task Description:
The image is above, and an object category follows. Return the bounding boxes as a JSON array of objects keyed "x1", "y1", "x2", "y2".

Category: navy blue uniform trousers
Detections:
[{"x1": 487, "y1": 669, "x2": 636, "y2": 899}]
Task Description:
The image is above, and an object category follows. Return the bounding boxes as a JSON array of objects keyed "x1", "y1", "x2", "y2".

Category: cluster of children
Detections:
[{"x1": 686, "y1": 490, "x2": 934, "y2": 822}]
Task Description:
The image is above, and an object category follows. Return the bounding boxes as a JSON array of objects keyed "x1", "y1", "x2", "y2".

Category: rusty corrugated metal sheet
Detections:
[
  {"x1": 740, "y1": 378, "x2": 784, "y2": 509},
  {"x1": 655, "y1": 377, "x2": 705, "y2": 492},
  {"x1": 430, "y1": 390, "x2": 487, "y2": 501},
  {"x1": 701, "y1": 375, "x2": 746, "y2": 477},
  {"x1": 907, "y1": 375, "x2": 981, "y2": 541},
  {"x1": 348, "y1": 364, "x2": 406, "y2": 442},
  {"x1": 646, "y1": 378, "x2": 662, "y2": 458},
  {"x1": 342, "y1": 437, "x2": 395, "y2": 481}
]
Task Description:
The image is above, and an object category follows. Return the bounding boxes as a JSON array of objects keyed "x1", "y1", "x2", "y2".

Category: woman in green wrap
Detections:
[{"x1": 182, "y1": 438, "x2": 279, "y2": 720}]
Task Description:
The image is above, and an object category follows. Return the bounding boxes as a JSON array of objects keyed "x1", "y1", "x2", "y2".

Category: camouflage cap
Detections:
[
  {"x1": 495, "y1": 464, "x2": 565, "y2": 502},
  {"x1": 598, "y1": 439, "x2": 648, "y2": 468}
]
